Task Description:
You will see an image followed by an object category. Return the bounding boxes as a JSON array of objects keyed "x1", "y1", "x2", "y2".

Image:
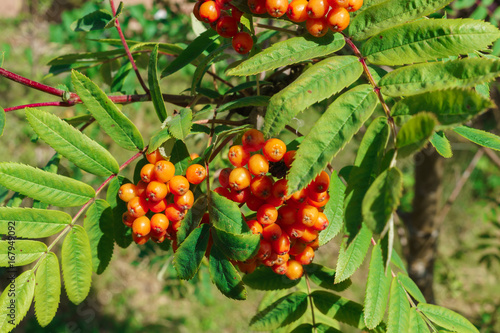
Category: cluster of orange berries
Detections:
[
  {"x1": 193, "y1": 0, "x2": 254, "y2": 54},
  {"x1": 215, "y1": 129, "x2": 332, "y2": 280},
  {"x1": 118, "y1": 150, "x2": 207, "y2": 245}
]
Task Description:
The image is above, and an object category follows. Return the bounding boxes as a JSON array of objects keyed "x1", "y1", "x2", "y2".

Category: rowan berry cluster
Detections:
[
  {"x1": 193, "y1": 0, "x2": 254, "y2": 54},
  {"x1": 215, "y1": 129, "x2": 331, "y2": 280},
  {"x1": 118, "y1": 149, "x2": 207, "y2": 245}
]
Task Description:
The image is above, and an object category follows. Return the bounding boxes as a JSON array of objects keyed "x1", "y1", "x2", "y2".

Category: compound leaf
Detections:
[
  {"x1": 217, "y1": 96, "x2": 270, "y2": 113},
  {"x1": 0, "y1": 207, "x2": 71, "y2": 238},
  {"x1": 34, "y1": 252, "x2": 61, "y2": 327}
]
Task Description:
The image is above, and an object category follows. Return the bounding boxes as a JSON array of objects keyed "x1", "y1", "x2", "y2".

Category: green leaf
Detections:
[
  {"x1": 0, "y1": 207, "x2": 71, "y2": 238},
  {"x1": 344, "y1": 117, "x2": 390, "y2": 237},
  {"x1": 250, "y1": 291, "x2": 309, "y2": 330},
  {"x1": 148, "y1": 44, "x2": 168, "y2": 122},
  {"x1": 173, "y1": 223, "x2": 211, "y2": 280},
  {"x1": 71, "y1": 70, "x2": 144, "y2": 151},
  {"x1": 398, "y1": 273, "x2": 426, "y2": 304},
  {"x1": 363, "y1": 19, "x2": 500, "y2": 65},
  {"x1": 304, "y1": 263, "x2": 352, "y2": 292},
  {"x1": 379, "y1": 58, "x2": 500, "y2": 97},
  {"x1": 387, "y1": 277, "x2": 410, "y2": 333},
  {"x1": 0, "y1": 240, "x2": 47, "y2": 267},
  {"x1": 34, "y1": 252, "x2": 61, "y2": 327},
  {"x1": 217, "y1": 96, "x2": 270, "y2": 113},
  {"x1": 209, "y1": 191, "x2": 249, "y2": 234},
  {"x1": 228, "y1": 33, "x2": 345, "y2": 76},
  {"x1": 349, "y1": 0, "x2": 453, "y2": 41},
  {"x1": 291, "y1": 324, "x2": 342, "y2": 333},
  {"x1": 147, "y1": 127, "x2": 172, "y2": 154},
  {"x1": 169, "y1": 140, "x2": 191, "y2": 176},
  {"x1": 177, "y1": 195, "x2": 208, "y2": 245},
  {"x1": 396, "y1": 113, "x2": 437, "y2": 158},
  {"x1": 409, "y1": 307, "x2": 431, "y2": 333},
  {"x1": 312, "y1": 290, "x2": 369, "y2": 330},
  {"x1": 362, "y1": 168, "x2": 403, "y2": 234},
  {"x1": 26, "y1": 108, "x2": 119, "y2": 177},
  {"x1": 364, "y1": 242, "x2": 392, "y2": 329},
  {"x1": 0, "y1": 270, "x2": 35, "y2": 332},
  {"x1": 418, "y1": 303, "x2": 479, "y2": 333},
  {"x1": 392, "y1": 89, "x2": 492, "y2": 126},
  {"x1": 84, "y1": 199, "x2": 114, "y2": 274},
  {"x1": 391, "y1": 250, "x2": 408, "y2": 274},
  {"x1": 453, "y1": 125, "x2": 500, "y2": 151},
  {"x1": 106, "y1": 177, "x2": 132, "y2": 248},
  {"x1": 319, "y1": 171, "x2": 345, "y2": 246},
  {"x1": 0, "y1": 106, "x2": 5, "y2": 136},
  {"x1": 430, "y1": 131, "x2": 453, "y2": 158},
  {"x1": 0, "y1": 162, "x2": 95, "y2": 207},
  {"x1": 62, "y1": 225, "x2": 92, "y2": 305},
  {"x1": 208, "y1": 245, "x2": 246, "y2": 300},
  {"x1": 335, "y1": 223, "x2": 372, "y2": 283},
  {"x1": 71, "y1": 9, "x2": 114, "y2": 32},
  {"x1": 161, "y1": 29, "x2": 219, "y2": 77},
  {"x1": 243, "y1": 266, "x2": 301, "y2": 290},
  {"x1": 192, "y1": 44, "x2": 230, "y2": 95},
  {"x1": 263, "y1": 56, "x2": 364, "y2": 137},
  {"x1": 168, "y1": 108, "x2": 193, "y2": 140},
  {"x1": 288, "y1": 85, "x2": 377, "y2": 192},
  {"x1": 211, "y1": 227, "x2": 260, "y2": 261}
]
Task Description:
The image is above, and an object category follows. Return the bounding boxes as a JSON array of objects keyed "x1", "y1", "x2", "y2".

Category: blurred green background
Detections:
[{"x1": 0, "y1": 0, "x2": 499, "y2": 332}]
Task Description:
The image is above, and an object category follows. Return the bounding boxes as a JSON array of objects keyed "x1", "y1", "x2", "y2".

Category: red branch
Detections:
[{"x1": 0, "y1": 68, "x2": 76, "y2": 98}]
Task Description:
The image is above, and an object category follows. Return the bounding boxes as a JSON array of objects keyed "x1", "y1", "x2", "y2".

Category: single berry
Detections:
[
  {"x1": 306, "y1": 17, "x2": 329, "y2": 37},
  {"x1": 118, "y1": 183, "x2": 137, "y2": 202},
  {"x1": 326, "y1": 6, "x2": 350, "y2": 32},
  {"x1": 199, "y1": 0, "x2": 221, "y2": 23},
  {"x1": 287, "y1": 0, "x2": 309, "y2": 23},
  {"x1": 186, "y1": 164, "x2": 207, "y2": 184},
  {"x1": 232, "y1": 32, "x2": 254, "y2": 54}
]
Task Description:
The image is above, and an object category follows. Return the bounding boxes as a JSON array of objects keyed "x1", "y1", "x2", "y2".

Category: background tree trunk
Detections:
[{"x1": 406, "y1": 147, "x2": 444, "y2": 303}]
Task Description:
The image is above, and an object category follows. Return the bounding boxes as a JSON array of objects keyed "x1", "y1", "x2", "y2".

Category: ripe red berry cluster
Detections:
[
  {"x1": 118, "y1": 149, "x2": 207, "y2": 245},
  {"x1": 193, "y1": 0, "x2": 254, "y2": 54},
  {"x1": 215, "y1": 129, "x2": 331, "y2": 280}
]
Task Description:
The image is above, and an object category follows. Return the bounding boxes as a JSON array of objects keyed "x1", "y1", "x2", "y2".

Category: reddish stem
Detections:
[
  {"x1": 109, "y1": 0, "x2": 149, "y2": 94},
  {"x1": 0, "y1": 68, "x2": 75, "y2": 98},
  {"x1": 4, "y1": 102, "x2": 75, "y2": 112}
]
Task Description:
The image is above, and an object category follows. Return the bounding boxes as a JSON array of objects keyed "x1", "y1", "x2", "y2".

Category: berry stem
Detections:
[
  {"x1": 342, "y1": 33, "x2": 398, "y2": 155},
  {"x1": 255, "y1": 23, "x2": 299, "y2": 35},
  {"x1": 305, "y1": 273, "x2": 318, "y2": 333},
  {"x1": 193, "y1": 119, "x2": 247, "y2": 126},
  {"x1": 109, "y1": 0, "x2": 149, "y2": 94}
]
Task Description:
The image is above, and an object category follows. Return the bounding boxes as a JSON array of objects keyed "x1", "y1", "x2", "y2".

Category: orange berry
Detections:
[
  {"x1": 186, "y1": 164, "x2": 207, "y2": 184},
  {"x1": 146, "y1": 181, "x2": 169, "y2": 201},
  {"x1": 246, "y1": 194, "x2": 266, "y2": 211},
  {"x1": 127, "y1": 196, "x2": 149, "y2": 218},
  {"x1": 133, "y1": 232, "x2": 149, "y2": 245},
  {"x1": 190, "y1": 153, "x2": 200, "y2": 160},
  {"x1": 272, "y1": 262, "x2": 288, "y2": 275},
  {"x1": 306, "y1": 0, "x2": 328, "y2": 18},
  {"x1": 295, "y1": 246, "x2": 315, "y2": 265},
  {"x1": 219, "y1": 167, "x2": 232, "y2": 188},
  {"x1": 313, "y1": 212, "x2": 329, "y2": 230},
  {"x1": 275, "y1": 253, "x2": 289, "y2": 265},
  {"x1": 283, "y1": 150, "x2": 296, "y2": 168},
  {"x1": 169, "y1": 175, "x2": 190, "y2": 196},
  {"x1": 272, "y1": 179, "x2": 289, "y2": 200},
  {"x1": 229, "y1": 167, "x2": 252, "y2": 191},
  {"x1": 118, "y1": 183, "x2": 137, "y2": 202},
  {"x1": 289, "y1": 188, "x2": 308, "y2": 204},
  {"x1": 257, "y1": 239, "x2": 272, "y2": 260},
  {"x1": 328, "y1": 0, "x2": 348, "y2": 7},
  {"x1": 230, "y1": 187, "x2": 251, "y2": 204},
  {"x1": 307, "y1": 194, "x2": 329, "y2": 208},
  {"x1": 122, "y1": 211, "x2": 135, "y2": 227},
  {"x1": 287, "y1": 0, "x2": 309, "y2": 22},
  {"x1": 154, "y1": 160, "x2": 175, "y2": 183},
  {"x1": 263, "y1": 223, "x2": 282, "y2": 241},
  {"x1": 310, "y1": 171, "x2": 330, "y2": 193},
  {"x1": 146, "y1": 149, "x2": 165, "y2": 164},
  {"x1": 346, "y1": 0, "x2": 363, "y2": 11},
  {"x1": 250, "y1": 175, "x2": 274, "y2": 200},
  {"x1": 246, "y1": 219, "x2": 263, "y2": 235},
  {"x1": 140, "y1": 163, "x2": 156, "y2": 183},
  {"x1": 263, "y1": 253, "x2": 278, "y2": 267},
  {"x1": 151, "y1": 233, "x2": 167, "y2": 244},
  {"x1": 232, "y1": 32, "x2": 254, "y2": 54},
  {"x1": 248, "y1": 0, "x2": 267, "y2": 14},
  {"x1": 238, "y1": 261, "x2": 257, "y2": 274},
  {"x1": 148, "y1": 198, "x2": 168, "y2": 213},
  {"x1": 132, "y1": 216, "x2": 151, "y2": 237},
  {"x1": 286, "y1": 221, "x2": 306, "y2": 239},
  {"x1": 300, "y1": 227, "x2": 318, "y2": 243},
  {"x1": 263, "y1": 138, "x2": 286, "y2": 162},
  {"x1": 278, "y1": 205, "x2": 297, "y2": 226},
  {"x1": 242, "y1": 129, "x2": 265, "y2": 152},
  {"x1": 150, "y1": 213, "x2": 169, "y2": 235},
  {"x1": 308, "y1": 188, "x2": 328, "y2": 203},
  {"x1": 326, "y1": 6, "x2": 350, "y2": 32},
  {"x1": 165, "y1": 203, "x2": 186, "y2": 222},
  {"x1": 266, "y1": 0, "x2": 288, "y2": 17},
  {"x1": 199, "y1": 0, "x2": 221, "y2": 23},
  {"x1": 286, "y1": 260, "x2": 304, "y2": 280},
  {"x1": 248, "y1": 154, "x2": 269, "y2": 176},
  {"x1": 228, "y1": 145, "x2": 251, "y2": 167},
  {"x1": 272, "y1": 234, "x2": 290, "y2": 255},
  {"x1": 136, "y1": 180, "x2": 147, "y2": 197},
  {"x1": 174, "y1": 190, "x2": 194, "y2": 210},
  {"x1": 289, "y1": 241, "x2": 307, "y2": 256},
  {"x1": 306, "y1": 17, "x2": 329, "y2": 37},
  {"x1": 297, "y1": 204, "x2": 319, "y2": 227},
  {"x1": 309, "y1": 237, "x2": 320, "y2": 250},
  {"x1": 257, "y1": 204, "x2": 278, "y2": 225}
]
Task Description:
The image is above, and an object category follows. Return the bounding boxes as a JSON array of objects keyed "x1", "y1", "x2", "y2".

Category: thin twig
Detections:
[
  {"x1": 255, "y1": 23, "x2": 298, "y2": 35},
  {"x1": 0, "y1": 68, "x2": 74, "y2": 98},
  {"x1": 193, "y1": 119, "x2": 246, "y2": 126},
  {"x1": 482, "y1": 147, "x2": 500, "y2": 169},
  {"x1": 110, "y1": 0, "x2": 149, "y2": 93}
]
